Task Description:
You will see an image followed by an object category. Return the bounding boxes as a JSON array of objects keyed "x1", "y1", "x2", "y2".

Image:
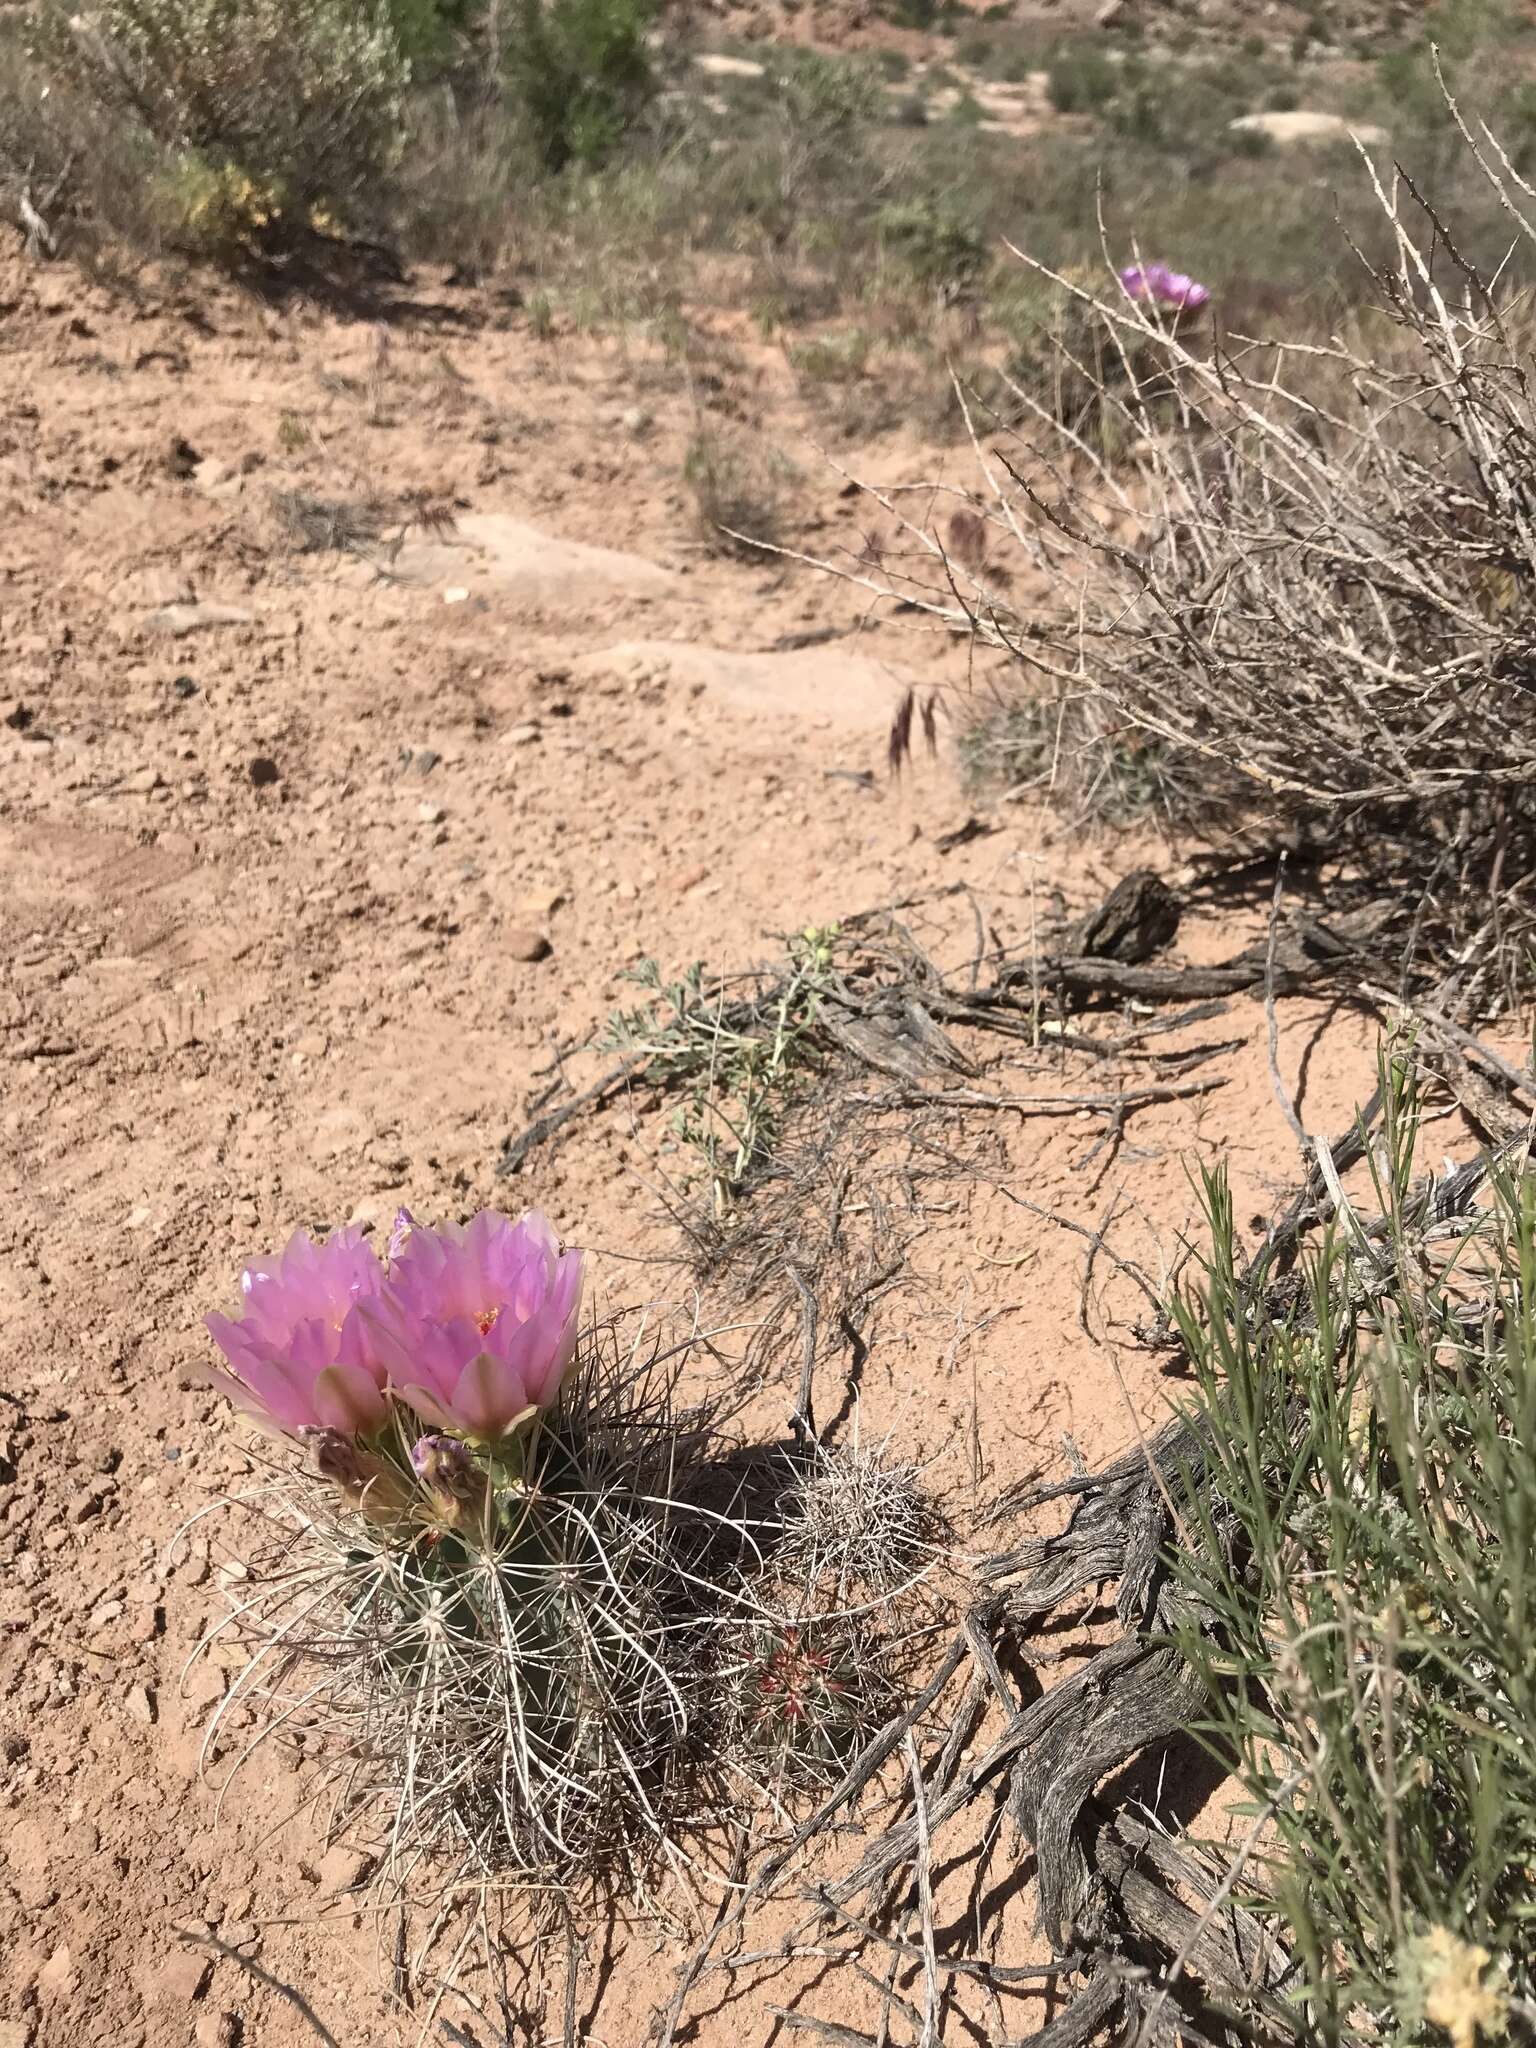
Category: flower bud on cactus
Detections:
[
  {"x1": 410, "y1": 1433, "x2": 486, "y2": 1529},
  {"x1": 312, "y1": 1430, "x2": 413, "y2": 1529}
]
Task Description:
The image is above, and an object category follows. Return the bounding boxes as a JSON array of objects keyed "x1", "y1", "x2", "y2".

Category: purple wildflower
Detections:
[
  {"x1": 205, "y1": 1228, "x2": 389, "y2": 1437},
  {"x1": 364, "y1": 1210, "x2": 584, "y2": 1440},
  {"x1": 1118, "y1": 261, "x2": 1210, "y2": 313}
]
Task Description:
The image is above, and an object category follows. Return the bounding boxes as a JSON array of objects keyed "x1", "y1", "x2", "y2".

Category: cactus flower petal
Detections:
[
  {"x1": 204, "y1": 1227, "x2": 389, "y2": 1440},
  {"x1": 362, "y1": 1208, "x2": 583, "y2": 1440},
  {"x1": 451, "y1": 1350, "x2": 538, "y2": 1439},
  {"x1": 312, "y1": 1361, "x2": 390, "y2": 1435},
  {"x1": 205, "y1": 1210, "x2": 582, "y2": 1446}
]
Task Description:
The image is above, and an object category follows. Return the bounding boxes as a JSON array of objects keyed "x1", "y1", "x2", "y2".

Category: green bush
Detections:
[
  {"x1": 875, "y1": 0, "x2": 962, "y2": 31},
  {"x1": 789, "y1": 328, "x2": 873, "y2": 383},
  {"x1": 1046, "y1": 43, "x2": 1118, "y2": 114},
  {"x1": 502, "y1": 0, "x2": 655, "y2": 172},
  {"x1": 1374, "y1": 0, "x2": 1536, "y2": 175},
  {"x1": 41, "y1": 0, "x2": 410, "y2": 235},
  {"x1": 1172, "y1": 1049, "x2": 1536, "y2": 2039},
  {"x1": 386, "y1": 0, "x2": 484, "y2": 70},
  {"x1": 875, "y1": 198, "x2": 986, "y2": 292},
  {"x1": 774, "y1": 49, "x2": 883, "y2": 139}
]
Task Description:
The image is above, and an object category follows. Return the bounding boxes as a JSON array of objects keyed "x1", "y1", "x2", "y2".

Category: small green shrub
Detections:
[
  {"x1": 1173, "y1": 1048, "x2": 1536, "y2": 2036},
  {"x1": 1373, "y1": 0, "x2": 1536, "y2": 174},
  {"x1": 1046, "y1": 43, "x2": 1118, "y2": 114},
  {"x1": 789, "y1": 328, "x2": 873, "y2": 382},
  {"x1": 601, "y1": 931, "x2": 835, "y2": 1212},
  {"x1": 755, "y1": 51, "x2": 883, "y2": 241},
  {"x1": 876, "y1": 198, "x2": 986, "y2": 293},
  {"x1": 502, "y1": 0, "x2": 656, "y2": 172},
  {"x1": 385, "y1": 0, "x2": 483, "y2": 69},
  {"x1": 876, "y1": 0, "x2": 962, "y2": 31},
  {"x1": 957, "y1": 690, "x2": 1175, "y2": 820},
  {"x1": 774, "y1": 49, "x2": 883, "y2": 137},
  {"x1": 41, "y1": 0, "x2": 410, "y2": 237}
]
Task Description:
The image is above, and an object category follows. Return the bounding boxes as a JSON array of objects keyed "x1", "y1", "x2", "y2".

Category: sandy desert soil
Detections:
[{"x1": 0, "y1": 238, "x2": 1390, "y2": 2048}]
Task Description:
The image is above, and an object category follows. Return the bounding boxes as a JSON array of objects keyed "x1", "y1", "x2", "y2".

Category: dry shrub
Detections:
[
  {"x1": 682, "y1": 424, "x2": 789, "y2": 557},
  {"x1": 854, "y1": 112, "x2": 1536, "y2": 1004},
  {"x1": 19, "y1": 0, "x2": 409, "y2": 251},
  {"x1": 389, "y1": 89, "x2": 532, "y2": 273},
  {"x1": 0, "y1": 26, "x2": 168, "y2": 257}
]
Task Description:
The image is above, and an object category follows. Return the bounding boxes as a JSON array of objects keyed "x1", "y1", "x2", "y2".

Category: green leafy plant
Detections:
[
  {"x1": 41, "y1": 0, "x2": 410, "y2": 239},
  {"x1": 1171, "y1": 1046, "x2": 1536, "y2": 2040},
  {"x1": 385, "y1": 0, "x2": 482, "y2": 69},
  {"x1": 599, "y1": 929, "x2": 839, "y2": 1216},
  {"x1": 875, "y1": 198, "x2": 986, "y2": 294},
  {"x1": 789, "y1": 327, "x2": 873, "y2": 383},
  {"x1": 1045, "y1": 42, "x2": 1119, "y2": 114},
  {"x1": 502, "y1": 0, "x2": 655, "y2": 172}
]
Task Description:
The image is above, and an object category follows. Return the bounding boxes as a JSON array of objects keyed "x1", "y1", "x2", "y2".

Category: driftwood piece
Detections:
[
  {"x1": 1063, "y1": 870, "x2": 1181, "y2": 963},
  {"x1": 496, "y1": 871, "x2": 1402, "y2": 1181},
  {"x1": 982, "y1": 1417, "x2": 1205, "y2": 1625},
  {"x1": 1020, "y1": 898, "x2": 1396, "y2": 1006}
]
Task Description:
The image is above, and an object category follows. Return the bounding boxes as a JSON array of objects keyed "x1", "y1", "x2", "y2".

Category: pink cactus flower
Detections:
[
  {"x1": 205, "y1": 1228, "x2": 390, "y2": 1437},
  {"x1": 364, "y1": 1210, "x2": 584, "y2": 1440},
  {"x1": 1118, "y1": 261, "x2": 1210, "y2": 312}
]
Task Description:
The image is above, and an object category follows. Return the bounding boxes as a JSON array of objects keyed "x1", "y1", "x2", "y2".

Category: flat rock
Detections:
[
  {"x1": 314, "y1": 1843, "x2": 371, "y2": 1893},
  {"x1": 569, "y1": 640, "x2": 902, "y2": 732},
  {"x1": 1230, "y1": 110, "x2": 1388, "y2": 148},
  {"x1": 148, "y1": 1949, "x2": 211, "y2": 2003},
  {"x1": 145, "y1": 602, "x2": 255, "y2": 638},
  {"x1": 387, "y1": 513, "x2": 675, "y2": 612},
  {"x1": 39, "y1": 1944, "x2": 73, "y2": 1993},
  {"x1": 119, "y1": 566, "x2": 196, "y2": 608},
  {"x1": 694, "y1": 52, "x2": 765, "y2": 77}
]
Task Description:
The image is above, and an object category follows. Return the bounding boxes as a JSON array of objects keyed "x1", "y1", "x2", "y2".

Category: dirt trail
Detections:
[{"x1": 0, "y1": 248, "x2": 1379, "y2": 2048}]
